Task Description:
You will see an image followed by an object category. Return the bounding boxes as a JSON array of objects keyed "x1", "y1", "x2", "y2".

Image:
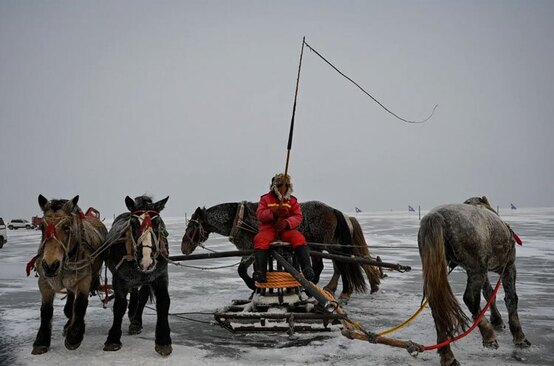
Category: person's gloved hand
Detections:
[
  {"x1": 274, "y1": 219, "x2": 289, "y2": 232},
  {"x1": 275, "y1": 206, "x2": 289, "y2": 217}
]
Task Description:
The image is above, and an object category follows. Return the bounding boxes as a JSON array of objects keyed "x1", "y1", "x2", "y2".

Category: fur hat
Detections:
[{"x1": 270, "y1": 173, "x2": 293, "y2": 200}]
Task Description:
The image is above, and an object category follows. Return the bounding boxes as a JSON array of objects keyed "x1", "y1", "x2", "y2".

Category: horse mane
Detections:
[
  {"x1": 464, "y1": 196, "x2": 497, "y2": 215},
  {"x1": 104, "y1": 213, "x2": 131, "y2": 248}
]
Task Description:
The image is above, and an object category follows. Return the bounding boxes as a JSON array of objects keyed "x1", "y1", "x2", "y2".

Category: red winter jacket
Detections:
[{"x1": 256, "y1": 192, "x2": 303, "y2": 231}]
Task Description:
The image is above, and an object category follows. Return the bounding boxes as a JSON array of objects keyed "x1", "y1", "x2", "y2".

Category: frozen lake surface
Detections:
[{"x1": 1, "y1": 207, "x2": 553, "y2": 365}]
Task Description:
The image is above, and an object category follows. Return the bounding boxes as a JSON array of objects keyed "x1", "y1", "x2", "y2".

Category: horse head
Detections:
[
  {"x1": 181, "y1": 207, "x2": 210, "y2": 254},
  {"x1": 464, "y1": 196, "x2": 497, "y2": 214},
  {"x1": 37, "y1": 194, "x2": 82, "y2": 278},
  {"x1": 125, "y1": 195, "x2": 169, "y2": 273}
]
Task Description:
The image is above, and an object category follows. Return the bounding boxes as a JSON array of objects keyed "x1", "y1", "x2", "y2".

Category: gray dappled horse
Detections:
[
  {"x1": 419, "y1": 196, "x2": 530, "y2": 366},
  {"x1": 32, "y1": 195, "x2": 107, "y2": 354},
  {"x1": 181, "y1": 200, "x2": 381, "y2": 302},
  {"x1": 103, "y1": 195, "x2": 172, "y2": 356}
]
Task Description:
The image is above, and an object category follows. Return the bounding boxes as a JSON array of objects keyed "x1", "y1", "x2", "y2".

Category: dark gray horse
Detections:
[
  {"x1": 103, "y1": 195, "x2": 172, "y2": 356},
  {"x1": 181, "y1": 200, "x2": 381, "y2": 302},
  {"x1": 419, "y1": 196, "x2": 530, "y2": 366}
]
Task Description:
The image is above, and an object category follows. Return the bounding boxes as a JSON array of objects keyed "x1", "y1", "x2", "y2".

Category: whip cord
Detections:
[{"x1": 303, "y1": 40, "x2": 437, "y2": 124}]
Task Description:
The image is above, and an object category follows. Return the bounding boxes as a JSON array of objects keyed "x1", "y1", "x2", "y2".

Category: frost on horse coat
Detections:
[{"x1": 419, "y1": 198, "x2": 530, "y2": 366}]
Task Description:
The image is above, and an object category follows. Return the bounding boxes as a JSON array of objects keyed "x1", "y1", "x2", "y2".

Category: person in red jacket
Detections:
[{"x1": 252, "y1": 173, "x2": 314, "y2": 283}]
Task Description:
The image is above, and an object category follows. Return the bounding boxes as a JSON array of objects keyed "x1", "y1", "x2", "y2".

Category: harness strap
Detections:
[
  {"x1": 124, "y1": 228, "x2": 135, "y2": 260},
  {"x1": 229, "y1": 201, "x2": 246, "y2": 244}
]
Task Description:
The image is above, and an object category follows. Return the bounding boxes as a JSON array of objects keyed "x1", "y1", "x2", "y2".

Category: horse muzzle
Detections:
[
  {"x1": 138, "y1": 257, "x2": 157, "y2": 273},
  {"x1": 41, "y1": 260, "x2": 61, "y2": 277},
  {"x1": 181, "y1": 238, "x2": 196, "y2": 255}
]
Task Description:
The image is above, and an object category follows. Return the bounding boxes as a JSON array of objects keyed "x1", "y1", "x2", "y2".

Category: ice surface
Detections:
[{"x1": 1, "y1": 209, "x2": 553, "y2": 365}]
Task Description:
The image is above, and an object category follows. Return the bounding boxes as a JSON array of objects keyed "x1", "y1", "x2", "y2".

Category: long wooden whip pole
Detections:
[{"x1": 283, "y1": 37, "x2": 306, "y2": 178}]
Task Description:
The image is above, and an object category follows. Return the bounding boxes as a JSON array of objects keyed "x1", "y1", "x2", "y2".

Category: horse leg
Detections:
[
  {"x1": 32, "y1": 279, "x2": 55, "y2": 354},
  {"x1": 238, "y1": 256, "x2": 255, "y2": 290},
  {"x1": 104, "y1": 277, "x2": 128, "y2": 351},
  {"x1": 129, "y1": 285, "x2": 150, "y2": 335},
  {"x1": 323, "y1": 261, "x2": 339, "y2": 295},
  {"x1": 436, "y1": 332, "x2": 458, "y2": 366},
  {"x1": 152, "y1": 276, "x2": 172, "y2": 356},
  {"x1": 311, "y1": 256, "x2": 323, "y2": 284},
  {"x1": 463, "y1": 271, "x2": 497, "y2": 349},
  {"x1": 339, "y1": 265, "x2": 352, "y2": 305},
  {"x1": 482, "y1": 275, "x2": 504, "y2": 330},
  {"x1": 501, "y1": 264, "x2": 531, "y2": 347},
  {"x1": 64, "y1": 285, "x2": 90, "y2": 350},
  {"x1": 62, "y1": 292, "x2": 75, "y2": 336},
  {"x1": 128, "y1": 287, "x2": 139, "y2": 322}
]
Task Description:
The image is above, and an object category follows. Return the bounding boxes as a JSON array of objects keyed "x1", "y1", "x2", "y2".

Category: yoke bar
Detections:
[
  {"x1": 168, "y1": 250, "x2": 252, "y2": 262},
  {"x1": 309, "y1": 250, "x2": 412, "y2": 272}
]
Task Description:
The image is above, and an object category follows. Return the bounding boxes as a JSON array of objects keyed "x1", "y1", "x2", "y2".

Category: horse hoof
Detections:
[
  {"x1": 64, "y1": 339, "x2": 82, "y2": 350},
  {"x1": 483, "y1": 339, "x2": 499, "y2": 349},
  {"x1": 32, "y1": 345, "x2": 49, "y2": 355},
  {"x1": 155, "y1": 344, "x2": 172, "y2": 356},
  {"x1": 128, "y1": 323, "x2": 143, "y2": 335},
  {"x1": 103, "y1": 342, "x2": 122, "y2": 352},
  {"x1": 441, "y1": 359, "x2": 461, "y2": 366},
  {"x1": 515, "y1": 339, "x2": 531, "y2": 348},
  {"x1": 338, "y1": 298, "x2": 349, "y2": 306},
  {"x1": 370, "y1": 286, "x2": 379, "y2": 294}
]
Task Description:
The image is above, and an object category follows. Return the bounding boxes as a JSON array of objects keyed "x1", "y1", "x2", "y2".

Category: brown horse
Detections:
[
  {"x1": 32, "y1": 195, "x2": 107, "y2": 354},
  {"x1": 419, "y1": 196, "x2": 530, "y2": 366},
  {"x1": 181, "y1": 201, "x2": 381, "y2": 302}
]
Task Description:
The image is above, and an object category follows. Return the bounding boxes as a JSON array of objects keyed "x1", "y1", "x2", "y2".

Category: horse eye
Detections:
[{"x1": 63, "y1": 225, "x2": 71, "y2": 232}]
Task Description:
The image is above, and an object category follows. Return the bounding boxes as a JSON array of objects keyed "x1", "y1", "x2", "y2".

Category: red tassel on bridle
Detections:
[
  {"x1": 45, "y1": 222, "x2": 57, "y2": 241},
  {"x1": 139, "y1": 212, "x2": 153, "y2": 235},
  {"x1": 513, "y1": 232, "x2": 523, "y2": 245}
]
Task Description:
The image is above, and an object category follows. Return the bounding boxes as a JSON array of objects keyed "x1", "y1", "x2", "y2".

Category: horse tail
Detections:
[
  {"x1": 349, "y1": 216, "x2": 381, "y2": 293},
  {"x1": 333, "y1": 209, "x2": 367, "y2": 293},
  {"x1": 419, "y1": 213, "x2": 469, "y2": 338}
]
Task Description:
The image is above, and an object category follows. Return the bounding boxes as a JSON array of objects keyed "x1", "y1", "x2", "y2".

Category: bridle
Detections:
[
  {"x1": 131, "y1": 210, "x2": 162, "y2": 255},
  {"x1": 38, "y1": 215, "x2": 89, "y2": 272},
  {"x1": 116, "y1": 209, "x2": 166, "y2": 272},
  {"x1": 184, "y1": 217, "x2": 209, "y2": 249}
]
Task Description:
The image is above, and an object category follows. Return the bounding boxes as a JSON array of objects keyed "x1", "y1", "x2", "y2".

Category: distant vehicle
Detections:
[
  {"x1": 32, "y1": 216, "x2": 42, "y2": 229},
  {"x1": 8, "y1": 219, "x2": 33, "y2": 230},
  {"x1": 0, "y1": 218, "x2": 6, "y2": 247}
]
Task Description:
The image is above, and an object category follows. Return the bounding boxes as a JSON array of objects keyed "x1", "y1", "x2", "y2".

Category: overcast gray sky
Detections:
[{"x1": 1, "y1": 0, "x2": 553, "y2": 219}]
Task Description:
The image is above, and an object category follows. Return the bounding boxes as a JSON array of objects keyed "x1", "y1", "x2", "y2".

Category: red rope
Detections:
[{"x1": 423, "y1": 277, "x2": 502, "y2": 351}]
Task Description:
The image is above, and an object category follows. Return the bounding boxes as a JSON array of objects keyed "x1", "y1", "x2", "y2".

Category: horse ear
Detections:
[
  {"x1": 481, "y1": 196, "x2": 490, "y2": 205},
  {"x1": 154, "y1": 196, "x2": 169, "y2": 212},
  {"x1": 38, "y1": 194, "x2": 50, "y2": 212},
  {"x1": 63, "y1": 195, "x2": 79, "y2": 213},
  {"x1": 125, "y1": 196, "x2": 135, "y2": 212}
]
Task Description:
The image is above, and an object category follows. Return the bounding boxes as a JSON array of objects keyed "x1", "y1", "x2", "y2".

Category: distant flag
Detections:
[
  {"x1": 408, "y1": 205, "x2": 416, "y2": 212},
  {"x1": 355, "y1": 207, "x2": 362, "y2": 213},
  {"x1": 511, "y1": 203, "x2": 517, "y2": 210}
]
